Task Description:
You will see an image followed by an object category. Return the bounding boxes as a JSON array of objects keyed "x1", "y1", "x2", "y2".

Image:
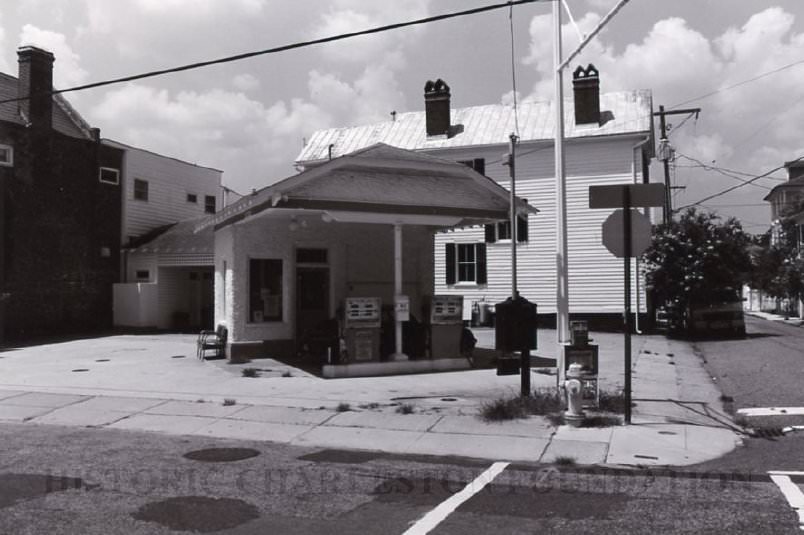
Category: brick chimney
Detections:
[
  {"x1": 424, "y1": 79, "x2": 450, "y2": 137},
  {"x1": 18, "y1": 46, "x2": 54, "y2": 131},
  {"x1": 572, "y1": 64, "x2": 600, "y2": 125}
]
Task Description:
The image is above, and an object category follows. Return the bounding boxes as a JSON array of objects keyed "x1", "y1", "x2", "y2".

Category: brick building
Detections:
[{"x1": 0, "y1": 46, "x2": 124, "y2": 340}]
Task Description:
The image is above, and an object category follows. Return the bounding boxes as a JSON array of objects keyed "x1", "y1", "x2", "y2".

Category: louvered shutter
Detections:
[
  {"x1": 445, "y1": 243, "x2": 456, "y2": 285},
  {"x1": 476, "y1": 243, "x2": 487, "y2": 284}
]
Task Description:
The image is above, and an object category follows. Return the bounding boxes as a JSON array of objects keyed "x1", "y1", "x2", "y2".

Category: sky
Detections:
[{"x1": 1, "y1": 0, "x2": 803, "y2": 233}]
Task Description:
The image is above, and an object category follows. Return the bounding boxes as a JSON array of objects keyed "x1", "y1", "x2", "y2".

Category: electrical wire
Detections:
[
  {"x1": 675, "y1": 153, "x2": 773, "y2": 191},
  {"x1": 671, "y1": 57, "x2": 804, "y2": 109},
  {"x1": 0, "y1": 0, "x2": 544, "y2": 105},
  {"x1": 677, "y1": 155, "x2": 804, "y2": 211}
]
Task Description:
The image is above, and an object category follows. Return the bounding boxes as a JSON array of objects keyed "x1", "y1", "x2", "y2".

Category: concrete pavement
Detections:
[{"x1": 0, "y1": 330, "x2": 743, "y2": 466}]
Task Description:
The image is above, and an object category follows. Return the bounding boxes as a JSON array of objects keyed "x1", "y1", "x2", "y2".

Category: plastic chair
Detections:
[{"x1": 197, "y1": 325, "x2": 227, "y2": 360}]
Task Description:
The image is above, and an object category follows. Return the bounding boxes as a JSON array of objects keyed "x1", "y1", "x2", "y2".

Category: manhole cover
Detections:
[
  {"x1": 95, "y1": 359, "x2": 110, "y2": 362},
  {"x1": 72, "y1": 369, "x2": 89, "y2": 372},
  {"x1": 183, "y1": 448, "x2": 260, "y2": 463},
  {"x1": 171, "y1": 355, "x2": 186, "y2": 359},
  {"x1": 0, "y1": 474, "x2": 83, "y2": 509},
  {"x1": 131, "y1": 496, "x2": 259, "y2": 532}
]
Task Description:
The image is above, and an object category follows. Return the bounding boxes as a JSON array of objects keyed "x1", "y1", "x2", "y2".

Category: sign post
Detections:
[{"x1": 590, "y1": 184, "x2": 663, "y2": 425}]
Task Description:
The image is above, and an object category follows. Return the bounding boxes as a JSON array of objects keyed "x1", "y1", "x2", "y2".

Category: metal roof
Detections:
[
  {"x1": 211, "y1": 143, "x2": 534, "y2": 231},
  {"x1": 130, "y1": 215, "x2": 214, "y2": 254},
  {"x1": 296, "y1": 90, "x2": 652, "y2": 164}
]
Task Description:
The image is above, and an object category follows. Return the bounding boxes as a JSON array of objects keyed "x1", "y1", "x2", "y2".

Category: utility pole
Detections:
[{"x1": 653, "y1": 106, "x2": 701, "y2": 224}]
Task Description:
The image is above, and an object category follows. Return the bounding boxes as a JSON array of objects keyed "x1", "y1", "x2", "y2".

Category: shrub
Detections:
[{"x1": 242, "y1": 368, "x2": 260, "y2": 378}]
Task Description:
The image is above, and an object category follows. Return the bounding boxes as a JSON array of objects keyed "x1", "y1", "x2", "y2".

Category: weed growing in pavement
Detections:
[
  {"x1": 396, "y1": 403, "x2": 415, "y2": 415},
  {"x1": 336, "y1": 402, "x2": 351, "y2": 413},
  {"x1": 242, "y1": 368, "x2": 260, "y2": 378},
  {"x1": 223, "y1": 398, "x2": 236, "y2": 406},
  {"x1": 554, "y1": 456, "x2": 576, "y2": 466},
  {"x1": 480, "y1": 388, "x2": 626, "y2": 425},
  {"x1": 598, "y1": 390, "x2": 626, "y2": 413},
  {"x1": 359, "y1": 402, "x2": 381, "y2": 410},
  {"x1": 479, "y1": 389, "x2": 563, "y2": 422}
]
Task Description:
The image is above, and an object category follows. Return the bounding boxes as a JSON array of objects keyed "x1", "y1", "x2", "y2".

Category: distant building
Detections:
[
  {"x1": 109, "y1": 141, "x2": 223, "y2": 331},
  {"x1": 763, "y1": 159, "x2": 804, "y2": 248},
  {"x1": 0, "y1": 46, "x2": 228, "y2": 340},
  {"x1": 296, "y1": 66, "x2": 656, "y2": 326}
]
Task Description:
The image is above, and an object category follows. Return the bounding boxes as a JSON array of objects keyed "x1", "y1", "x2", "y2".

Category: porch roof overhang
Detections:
[{"x1": 205, "y1": 143, "x2": 537, "y2": 232}]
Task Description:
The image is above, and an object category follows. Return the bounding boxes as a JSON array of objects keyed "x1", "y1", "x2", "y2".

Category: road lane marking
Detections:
[
  {"x1": 769, "y1": 473, "x2": 804, "y2": 531},
  {"x1": 402, "y1": 461, "x2": 509, "y2": 535}
]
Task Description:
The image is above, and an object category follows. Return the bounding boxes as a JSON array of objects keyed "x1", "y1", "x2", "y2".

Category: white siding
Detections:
[
  {"x1": 432, "y1": 136, "x2": 649, "y2": 314},
  {"x1": 112, "y1": 142, "x2": 223, "y2": 241},
  {"x1": 219, "y1": 214, "x2": 434, "y2": 345}
]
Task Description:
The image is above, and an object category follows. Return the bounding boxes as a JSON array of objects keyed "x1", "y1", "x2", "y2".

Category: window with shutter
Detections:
[{"x1": 446, "y1": 243, "x2": 487, "y2": 285}]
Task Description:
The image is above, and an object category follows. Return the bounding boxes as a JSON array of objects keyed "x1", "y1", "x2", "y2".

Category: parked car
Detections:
[{"x1": 659, "y1": 289, "x2": 746, "y2": 338}]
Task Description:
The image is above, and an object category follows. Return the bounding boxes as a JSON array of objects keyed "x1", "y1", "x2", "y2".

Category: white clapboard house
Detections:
[{"x1": 295, "y1": 66, "x2": 656, "y2": 327}]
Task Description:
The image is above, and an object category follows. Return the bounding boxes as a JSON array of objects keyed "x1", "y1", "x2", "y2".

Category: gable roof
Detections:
[
  {"x1": 0, "y1": 72, "x2": 93, "y2": 139},
  {"x1": 210, "y1": 143, "x2": 535, "y2": 231},
  {"x1": 296, "y1": 89, "x2": 653, "y2": 164}
]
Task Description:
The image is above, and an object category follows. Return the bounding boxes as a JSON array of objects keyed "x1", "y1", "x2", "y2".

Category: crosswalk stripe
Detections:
[
  {"x1": 769, "y1": 474, "x2": 804, "y2": 531},
  {"x1": 402, "y1": 461, "x2": 510, "y2": 535}
]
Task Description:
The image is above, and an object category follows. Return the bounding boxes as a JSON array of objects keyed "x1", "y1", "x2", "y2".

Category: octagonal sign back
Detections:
[{"x1": 601, "y1": 209, "x2": 652, "y2": 258}]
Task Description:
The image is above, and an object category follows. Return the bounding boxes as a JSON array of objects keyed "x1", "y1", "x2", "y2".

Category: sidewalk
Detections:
[
  {"x1": 0, "y1": 330, "x2": 743, "y2": 466},
  {"x1": 745, "y1": 310, "x2": 804, "y2": 327}
]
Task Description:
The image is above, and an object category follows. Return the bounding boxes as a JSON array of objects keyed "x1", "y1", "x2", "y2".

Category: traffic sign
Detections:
[
  {"x1": 589, "y1": 183, "x2": 665, "y2": 209},
  {"x1": 602, "y1": 209, "x2": 652, "y2": 257}
]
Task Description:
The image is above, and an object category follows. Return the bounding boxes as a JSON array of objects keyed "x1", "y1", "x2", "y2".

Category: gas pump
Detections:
[
  {"x1": 427, "y1": 295, "x2": 463, "y2": 359},
  {"x1": 563, "y1": 320, "x2": 599, "y2": 409},
  {"x1": 343, "y1": 297, "x2": 381, "y2": 362}
]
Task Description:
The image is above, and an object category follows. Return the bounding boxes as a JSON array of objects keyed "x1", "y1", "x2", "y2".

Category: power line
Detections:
[
  {"x1": 675, "y1": 153, "x2": 773, "y2": 191},
  {"x1": 0, "y1": 0, "x2": 544, "y2": 105},
  {"x1": 677, "y1": 155, "x2": 804, "y2": 211},
  {"x1": 671, "y1": 57, "x2": 804, "y2": 109}
]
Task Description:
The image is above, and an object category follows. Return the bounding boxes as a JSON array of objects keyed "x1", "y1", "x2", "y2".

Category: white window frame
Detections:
[
  {"x1": 133, "y1": 178, "x2": 149, "y2": 202},
  {"x1": 98, "y1": 166, "x2": 120, "y2": 185},
  {"x1": 135, "y1": 269, "x2": 150, "y2": 281},
  {"x1": 456, "y1": 243, "x2": 479, "y2": 283},
  {"x1": 0, "y1": 144, "x2": 13, "y2": 167}
]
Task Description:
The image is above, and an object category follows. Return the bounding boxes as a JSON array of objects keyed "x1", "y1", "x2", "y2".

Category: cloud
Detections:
[
  {"x1": 19, "y1": 24, "x2": 87, "y2": 88},
  {"x1": 91, "y1": 83, "x2": 334, "y2": 186},
  {"x1": 232, "y1": 73, "x2": 260, "y2": 92},
  {"x1": 521, "y1": 7, "x2": 804, "y2": 224},
  {"x1": 0, "y1": 9, "x2": 9, "y2": 74},
  {"x1": 309, "y1": 0, "x2": 429, "y2": 65}
]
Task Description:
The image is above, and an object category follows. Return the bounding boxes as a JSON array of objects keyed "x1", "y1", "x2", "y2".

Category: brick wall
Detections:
[{"x1": 2, "y1": 123, "x2": 124, "y2": 339}]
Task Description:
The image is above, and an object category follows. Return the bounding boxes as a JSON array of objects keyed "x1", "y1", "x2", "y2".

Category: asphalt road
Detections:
[
  {"x1": 687, "y1": 314, "x2": 804, "y2": 485},
  {"x1": 0, "y1": 423, "x2": 799, "y2": 534},
  {"x1": 694, "y1": 315, "x2": 804, "y2": 409}
]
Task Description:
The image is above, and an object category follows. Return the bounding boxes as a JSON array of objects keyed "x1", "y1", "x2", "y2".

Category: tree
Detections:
[{"x1": 642, "y1": 208, "x2": 751, "y2": 311}]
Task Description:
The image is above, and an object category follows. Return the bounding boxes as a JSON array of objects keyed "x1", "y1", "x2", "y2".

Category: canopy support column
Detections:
[{"x1": 391, "y1": 223, "x2": 408, "y2": 361}]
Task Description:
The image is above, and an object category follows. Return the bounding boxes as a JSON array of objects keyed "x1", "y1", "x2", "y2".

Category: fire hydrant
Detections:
[{"x1": 564, "y1": 363, "x2": 586, "y2": 427}]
